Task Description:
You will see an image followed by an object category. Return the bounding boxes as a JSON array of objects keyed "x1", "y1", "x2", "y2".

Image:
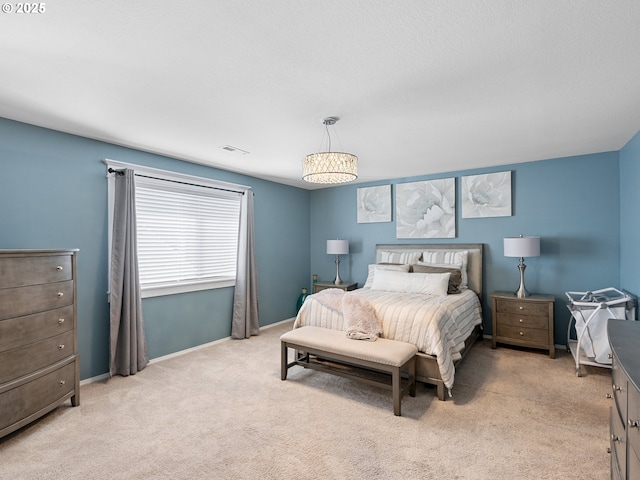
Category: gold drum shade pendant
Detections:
[{"x1": 302, "y1": 117, "x2": 358, "y2": 184}]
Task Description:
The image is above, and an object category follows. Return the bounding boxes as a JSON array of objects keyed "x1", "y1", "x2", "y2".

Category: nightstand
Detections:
[
  {"x1": 491, "y1": 291, "x2": 555, "y2": 358},
  {"x1": 313, "y1": 281, "x2": 358, "y2": 293}
]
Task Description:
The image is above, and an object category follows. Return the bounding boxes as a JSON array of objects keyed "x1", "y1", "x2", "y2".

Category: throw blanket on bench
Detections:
[{"x1": 311, "y1": 289, "x2": 381, "y2": 341}]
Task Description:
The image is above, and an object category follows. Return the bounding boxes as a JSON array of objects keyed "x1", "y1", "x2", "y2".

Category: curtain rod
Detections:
[{"x1": 107, "y1": 167, "x2": 248, "y2": 195}]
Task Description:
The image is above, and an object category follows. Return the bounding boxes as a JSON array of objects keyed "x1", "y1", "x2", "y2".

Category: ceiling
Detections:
[{"x1": 2, "y1": 1, "x2": 640, "y2": 189}]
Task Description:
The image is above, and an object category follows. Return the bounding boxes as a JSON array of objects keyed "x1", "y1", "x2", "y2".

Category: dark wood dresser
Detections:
[
  {"x1": 608, "y1": 319, "x2": 640, "y2": 480},
  {"x1": 0, "y1": 249, "x2": 80, "y2": 439}
]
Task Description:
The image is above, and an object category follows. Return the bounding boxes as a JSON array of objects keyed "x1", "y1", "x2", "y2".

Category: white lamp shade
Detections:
[
  {"x1": 327, "y1": 239, "x2": 349, "y2": 255},
  {"x1": 504, "y1": 236, "x2": 540, "y2": 258}
]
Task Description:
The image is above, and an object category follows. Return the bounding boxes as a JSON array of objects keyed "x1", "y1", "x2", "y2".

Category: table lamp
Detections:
[
  {"x1": 327, "y1": 239, "x2": 349, "y2": 285},
  {"x1": 504, "y1": 235, "x2": 540, "y2": 298}
]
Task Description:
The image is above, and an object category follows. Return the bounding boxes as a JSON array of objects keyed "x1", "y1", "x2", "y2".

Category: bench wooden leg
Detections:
[
  {"x1": 281, "y1": 341, "x2": 288, "y2": 381},
  {"x1": 409, "y1": 357, "x2": 416, "y2": 397},
  {"x1": 392, "y1": 366, "x2": 401, "y2": 416}
]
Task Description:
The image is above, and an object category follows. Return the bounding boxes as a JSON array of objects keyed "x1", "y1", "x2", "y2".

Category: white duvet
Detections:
[{"x1": 293, "y1": 288, "x2": 483, "y2": 390}]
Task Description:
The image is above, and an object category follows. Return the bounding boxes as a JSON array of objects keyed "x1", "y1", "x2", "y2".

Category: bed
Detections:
[{"x1": 293, "y1": 243, "x2": 483, "y2": 400}]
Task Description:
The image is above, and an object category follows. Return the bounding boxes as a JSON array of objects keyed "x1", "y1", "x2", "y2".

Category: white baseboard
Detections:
[{"x1": 80, "y1": 317, "x2": 297, "y2": 386}]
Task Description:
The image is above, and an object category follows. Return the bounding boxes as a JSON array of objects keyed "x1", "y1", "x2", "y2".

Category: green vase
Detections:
[{"x1": 296, "y1": 288, "x2": 309, "y2": 312}]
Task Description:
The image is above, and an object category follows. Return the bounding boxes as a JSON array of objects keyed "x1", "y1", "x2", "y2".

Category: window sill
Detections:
[{"x1": 141, "y1": 279, "x2": 235, "y2": 298}]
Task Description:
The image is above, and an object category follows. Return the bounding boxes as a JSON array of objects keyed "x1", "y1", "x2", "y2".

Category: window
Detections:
[{"x1": 105, "y1": 160, "x2": 248, "y2": 298}]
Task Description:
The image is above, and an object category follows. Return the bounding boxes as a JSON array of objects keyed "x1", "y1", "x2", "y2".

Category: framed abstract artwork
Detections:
[
  {"x1": 461, "y1": 171, "x2": 512, "y2": 218},
  {"x1": 357, "y1": 185, "x2": 392, "y2": 223},
  {"x1": 396, "y1": 178, "x2": 455, "y2": 238}
]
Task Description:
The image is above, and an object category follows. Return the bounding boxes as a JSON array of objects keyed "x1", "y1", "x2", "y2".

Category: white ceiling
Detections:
[{"x1": 2, "y1": 1, "x2": 640, "y2": 189}]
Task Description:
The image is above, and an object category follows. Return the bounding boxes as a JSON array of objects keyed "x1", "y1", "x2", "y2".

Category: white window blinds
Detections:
[{"x1": 134, "y1": 175, "x2": 242, "y2": 295}]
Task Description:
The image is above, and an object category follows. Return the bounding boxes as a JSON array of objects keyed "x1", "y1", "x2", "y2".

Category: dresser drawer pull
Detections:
[
  {"x1": 629, "y1": 419, "x2": 639, "y2": 429},
  {"x1": 519, "y1": 306, "x2": 524, "y2": 310},
  {"x1": 59, "y1": 380, "x2": 65, "y2": 386},
  {"x1": 613, "y1": 384, "x2": 623, "y2": 392},
  {"x1": 56, "y1": 266, "x2": 63, "y2": 271},
  {"x1": 519, "y1": 331, "x2": 524, "y2": 336},
  {"x1": 605, "y1": 393, "x2": 612, "y2": 399},
  {"x1": 519, "y1": 318, "x2": 524, "y2": 323},
  {"x1": 57, "y1": 292, "x2": 64, "y2": 298},
  {"x1": 608, "y1": 353, "x2": 613, "y2": 359},
  {"x1": 58, "y1": 318, "x2": 65, "y2": 325},
  {"x1": 58, "y1": 344, "x2": 65, "y2": 350},
  {"x1": 611, "y1": 434, "x2": 621, "y2": 443}
]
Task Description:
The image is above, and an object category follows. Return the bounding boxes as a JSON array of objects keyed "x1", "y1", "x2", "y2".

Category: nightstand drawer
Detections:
[
  {"x1": 496, "y1": 312, "x2": 548, "y2": 330},
  {"x1": 495, "y1": 300, "x2": 548, "y2": 316},
  {"x1": 496, "y1": 324, "x2": 549, "y2": 344}
]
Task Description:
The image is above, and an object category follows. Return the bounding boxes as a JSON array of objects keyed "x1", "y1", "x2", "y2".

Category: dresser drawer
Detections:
[
  {"x1": 0, "y1": 360, "x2": 76, "y2": 432},
  {"x1": 0, "y1": 330, "x2": 75, "y2": 384},
  {"x1": 496, "y1": 312, "x2": 548, "y2": 330},
  {"x1": 496, "y1": 324, "x2": 549, "y2": 344},
  {"x1": 612, "y1": 356, "x2": 628, "y2": 423},
  {"x1": 628, "y1": 381, "x2": 640, "y2": 457},
  {"x1": 0, "y1": 305, "x2": 74, "y2": 351},
  {"x1": 0, "y1": 254, "x2": 72, "y2": 288},
  {"x1": 0, "y1": 281, "x2": 74, "y2": 321},
  {"x1": 495, "y1": 300, "x2": 549, "y2": 316},
  {"x1": 611, "y1": 406, "x2": 627, "y2": 480}
]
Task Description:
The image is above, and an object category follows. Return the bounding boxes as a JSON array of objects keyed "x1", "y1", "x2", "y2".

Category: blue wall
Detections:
[
  {"x1": 309, "y1": 152, "x2": 622, "y2": 345},
  {"x1": 2, "y1": 114, "x2": 638, "y2": 377},
  {"x1": 0, "y1": 117, "x2": 310, "y2": 379},
  {"x1": 620, "y1": 129, "x2": 640, "y2": 298}
]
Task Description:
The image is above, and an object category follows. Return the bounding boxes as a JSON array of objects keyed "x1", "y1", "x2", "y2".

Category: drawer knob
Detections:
[
  {"x1": 611, "y1": 434, "x2": 620, "y2": 442},
  {"x1": 608, "y1": 353, "x2": 613, "y2": 359},
  {"x1": 519, "y1": 331, "x2": 524, "y2": 336},
  {"x1": 56, "y1": 266, "x2": 63, "y2": 271},
  {"x1": 519, "y1": 306, "x2": 524, "y2": 310},
  {"x1": 613, "y1": 384, "x2": 622, "y2": 392},
  {"x1": 57, "y1": 292, "x2": 64, "y2": 298},
  {"x1": 519, "y1": 318, "x2": 524, "y2": 323},
  {"x1": 59, "y1": 380, "x2": 65, "y2": 386},
  {"x1": 605, "y1": 393, "x2": 612, "y2": 399},
  {"x1": 58, "y1": 344, "x2": 65, "y2": 350},
  {"x1": 629, "y1": 419, "x2": 639, "y2": 429},
  {"x1": 58, "y1": 318, "x2": 65, "y2": 325}
]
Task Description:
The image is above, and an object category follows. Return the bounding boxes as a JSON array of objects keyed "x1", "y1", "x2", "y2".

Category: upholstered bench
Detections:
[{"x1": 280, "y1": 326, "x2": 418, "y2": 416}]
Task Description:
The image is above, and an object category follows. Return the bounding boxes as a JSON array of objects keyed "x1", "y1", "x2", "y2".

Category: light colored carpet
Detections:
[{"x1": 0, "y1": 320, "x2": 612, "y2": 480}]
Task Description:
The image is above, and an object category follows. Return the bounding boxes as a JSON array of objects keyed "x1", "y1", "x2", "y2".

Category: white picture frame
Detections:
[
  {"x1": 396, "y1": 178, "x2": 455, "y2": 238},
  {"x1": 357, "y1": 185, "x2": 392, "y2": 223},
  {"x1": 461, "y1": 171, "x2": 512, "y2": 218}
]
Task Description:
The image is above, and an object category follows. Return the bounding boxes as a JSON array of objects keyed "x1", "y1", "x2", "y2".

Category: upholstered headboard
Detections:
[{"x1": 375, "y1": 243, "x2": 483, "y2": 297}]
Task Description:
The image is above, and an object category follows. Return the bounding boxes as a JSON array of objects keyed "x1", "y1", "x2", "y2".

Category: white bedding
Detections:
[{"x1": 293, "y1": 288, "x2": 482, "y2": 390}]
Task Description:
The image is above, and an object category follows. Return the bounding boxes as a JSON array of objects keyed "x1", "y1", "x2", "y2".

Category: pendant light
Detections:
[{"x1": 302, "y1": 117, "x2": 358, "y2": 184}]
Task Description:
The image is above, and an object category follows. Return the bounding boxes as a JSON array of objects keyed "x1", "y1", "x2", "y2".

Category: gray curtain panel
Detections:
[
  {"x1": 232, "y1": 191, "x2": 259, "y2": 339},
  {"x1": 109, "y1": 168, "x2": 149, "y2": 376}
]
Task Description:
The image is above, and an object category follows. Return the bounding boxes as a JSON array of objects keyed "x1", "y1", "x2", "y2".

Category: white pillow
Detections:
[
  {"x1": 379, "y1": 250, "x2": 421, "y2": 265},
  {"x1": 421, "y1": 250, "x2": 469, "y2": 288},
  {"x1": 370, "y1": 269, "x2": 450, "y2": 296},
  {"x1": 363, "y1": 263, "x2": 411, "y2": 289}
]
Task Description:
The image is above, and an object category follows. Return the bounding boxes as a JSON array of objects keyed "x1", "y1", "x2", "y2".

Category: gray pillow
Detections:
[{"x1": 411, "y1": 265, "x2": 462, "y2": 294}]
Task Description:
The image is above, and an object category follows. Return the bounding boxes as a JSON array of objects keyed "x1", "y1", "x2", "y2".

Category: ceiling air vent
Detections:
[{"x1": 220, "y1": 145, "x2": 250, "y2": 155}]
